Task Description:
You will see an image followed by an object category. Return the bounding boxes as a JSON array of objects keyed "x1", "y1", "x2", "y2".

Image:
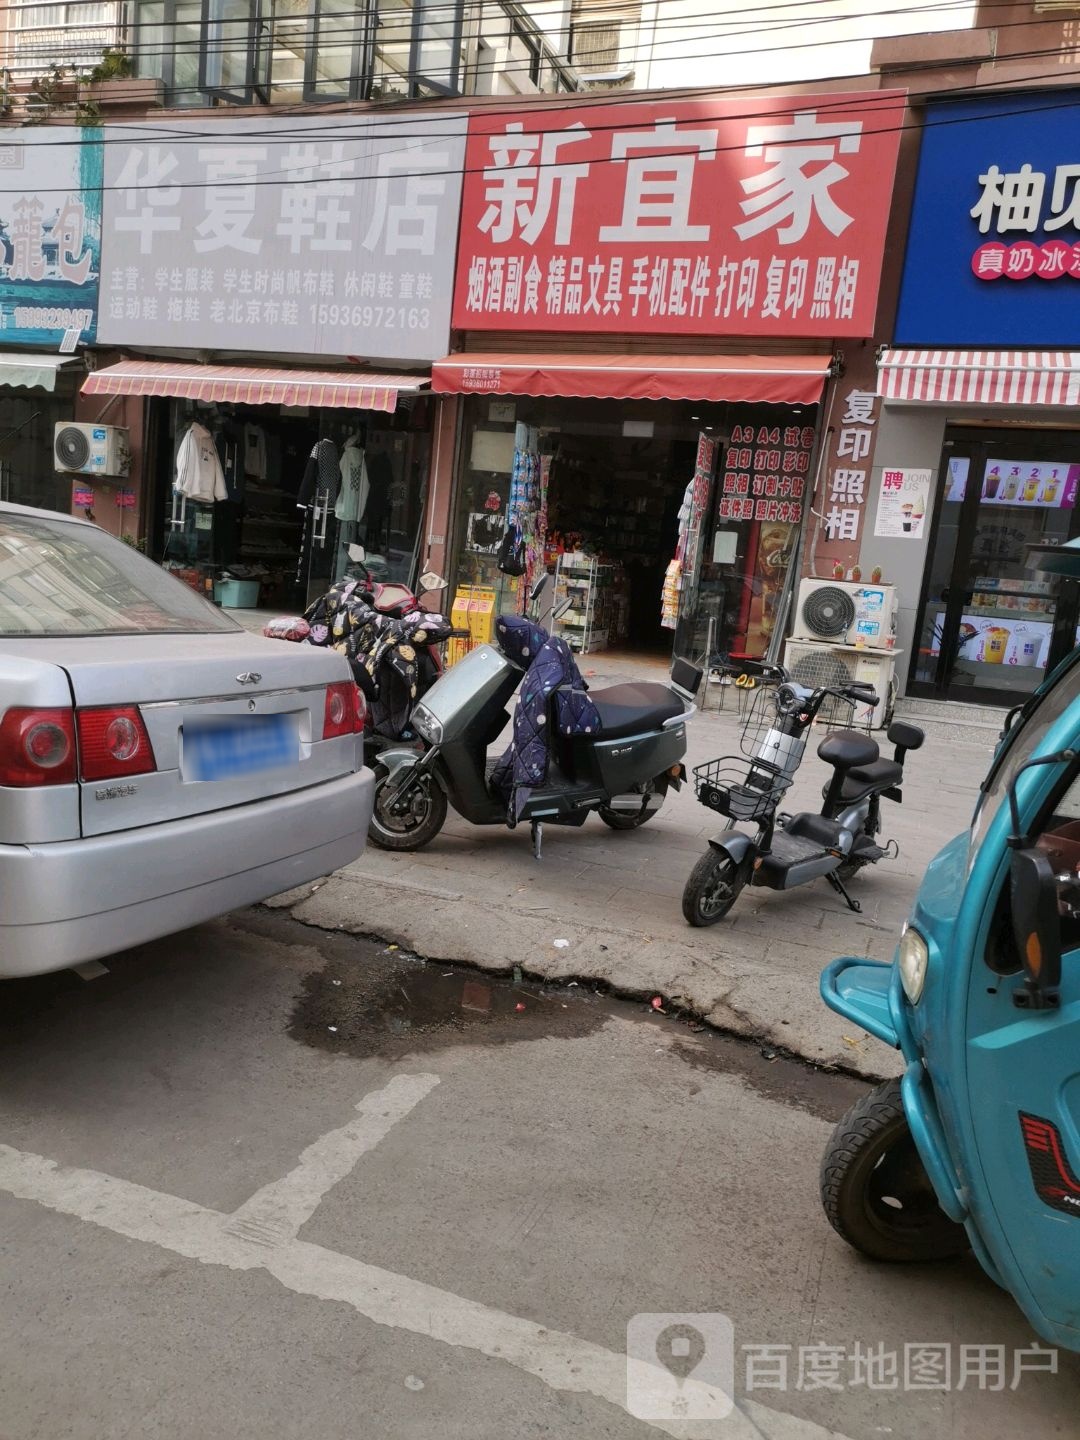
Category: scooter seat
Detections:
[
  {"x1": 840, "y1": 758, "x2": 904, "y2": 800},
  {"x1": 817, "y1": 731, "x2": 880, "y2": 771},
  {"x1": 590, "y1": 683, "x2": 685, "y2": 739},
  {"x1": 785, "y1": 812, "x2": 846, "y2": 848}
]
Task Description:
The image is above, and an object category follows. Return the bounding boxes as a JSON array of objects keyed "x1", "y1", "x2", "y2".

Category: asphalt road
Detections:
[{"x1": 1, "y1": 909, "x2": 1076, "y2": 1440}]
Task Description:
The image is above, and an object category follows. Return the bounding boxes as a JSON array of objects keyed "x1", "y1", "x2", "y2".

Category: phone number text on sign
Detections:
[{"x1": 453, "y1": 94, "x2": 905, "y2": 338}]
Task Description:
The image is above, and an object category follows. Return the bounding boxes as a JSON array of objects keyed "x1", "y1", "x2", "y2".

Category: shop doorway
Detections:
[
  {"x1": 910, "y1": 427, "x2": 1080, "y2": 706},
  {"x1": 151, "y1": 397, "x2": 431, "y2": 614},
  {"x1": 450, "y1": 396, "x2": 815, "y2": 665}
]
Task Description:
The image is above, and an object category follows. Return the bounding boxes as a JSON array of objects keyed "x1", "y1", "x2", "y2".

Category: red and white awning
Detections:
[
  {"x1": 432, "y1": 353, "x2": 832, "y2": 406},
  {"x1": 878, "y1": 350, "x2": 1080, "y2": 406},
  {"x1": 82, "y1": 360, "x2": 428, "y2": 412}
]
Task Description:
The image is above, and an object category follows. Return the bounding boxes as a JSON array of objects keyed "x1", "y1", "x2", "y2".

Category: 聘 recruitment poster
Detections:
[
  {"x1": 0, "y1": 127, "x2": 102, "y2": 349},
  {"x1": 875, "y1": 468, "x2": 932, "y2": 539}
]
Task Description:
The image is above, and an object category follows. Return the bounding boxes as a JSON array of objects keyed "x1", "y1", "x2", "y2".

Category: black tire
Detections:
[
  {"x1": 368, "y1": 763, "x2": 447, "y2": 852},
  {"x1": 598, "y1": 779, "x2": 664, "y2": 831},
  {"x1": 681, "y1": 850, "x2": 745, "y2": 927},
  {"x1": 820, "y1": 1078, "x2": 969, "y2": 1263}
]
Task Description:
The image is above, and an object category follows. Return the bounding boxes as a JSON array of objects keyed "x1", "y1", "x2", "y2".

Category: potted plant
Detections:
[
  {"x1": 24, "y1": 64, "x2": 77, "y2": 122},
  {"x1": 79, "y1": 49, "x2": 164, "y2": 109}
]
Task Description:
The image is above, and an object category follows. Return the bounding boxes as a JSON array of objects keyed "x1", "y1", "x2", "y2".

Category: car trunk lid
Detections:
[{"x1": 1, "y1": 634, "x2": 359, "y2": 837}]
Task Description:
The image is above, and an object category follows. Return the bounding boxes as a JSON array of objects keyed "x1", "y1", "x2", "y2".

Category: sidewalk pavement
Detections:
[{"x1": 264, "y1": 642, "x2": 996, "y2": 1081}]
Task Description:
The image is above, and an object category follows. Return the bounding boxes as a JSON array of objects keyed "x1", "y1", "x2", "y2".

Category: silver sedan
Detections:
[{"x1": 0, "y1": 502, "x2": 373, "y2": 978}]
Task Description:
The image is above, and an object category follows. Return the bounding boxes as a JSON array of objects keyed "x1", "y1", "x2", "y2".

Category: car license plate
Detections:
[{"x1": 183, "y1": 714, "x2": 298, "y2": 782}]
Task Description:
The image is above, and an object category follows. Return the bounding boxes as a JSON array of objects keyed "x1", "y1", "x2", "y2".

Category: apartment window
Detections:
[
  {"x1": 10, "y1": 0, "x2": 119, "y2": 73},
  {"x1": 506, "y1": 17, "x2": 540, "y2": 85},
  {"x1": 199, "y1": 0, "x2": 271, "y2": 102},
  {"x1": 568, "y1": 18, "x2": 620, "y2": 71}
]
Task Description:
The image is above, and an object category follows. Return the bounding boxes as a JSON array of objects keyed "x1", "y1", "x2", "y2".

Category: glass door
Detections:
[{"x1": 911, "y1": 428, "x2": 1080, "y2": 706}]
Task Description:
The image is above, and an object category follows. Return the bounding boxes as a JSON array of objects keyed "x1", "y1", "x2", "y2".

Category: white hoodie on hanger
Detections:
[{"x1": 176, "y1": 422, "x2": 227, "y2": 503}]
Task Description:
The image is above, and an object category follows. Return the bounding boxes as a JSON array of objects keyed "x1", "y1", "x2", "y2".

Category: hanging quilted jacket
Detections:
[
  {"x1": 303, "y1": 580, "x2": 452, "y2": 739},
  {"x1": 489, "y1": 614, "x2": 602, "y2": 826}
]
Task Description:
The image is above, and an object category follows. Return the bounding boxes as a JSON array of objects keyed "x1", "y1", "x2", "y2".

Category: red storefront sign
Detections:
[{"x1": 452, "y1": 92, "x2": 905, "y2": 339}]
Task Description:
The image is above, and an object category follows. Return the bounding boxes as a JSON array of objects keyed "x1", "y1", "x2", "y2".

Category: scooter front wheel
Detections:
[
  {"x1": 820, "y1": 1078, "x2": 969, "y2": 1263},
  {"x1": 369, "y1": 763, "x2": 448, "y2": 852},
  {"x1": 681, "y1": 850, "x2": 745, "y2": 927}
]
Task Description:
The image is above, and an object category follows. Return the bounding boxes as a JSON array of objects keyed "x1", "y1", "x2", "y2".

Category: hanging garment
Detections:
[
  {"x1": 297, "y1": 438, "x2": 340, "y2": 509},
  {"x1": 363, "y1": 447, "x2": 393, "y2": 546},
  {"x1": 244, "y1": 424, "x2": 268, "y2": 480},
  {"x1": 488, "y1": 614, "x2": 602, "y2": 826},
  {"x1": 175, "y1": 422, "x2": 227, "y2": 503},
  {"x1": 335, "y1": 442, "x2": 369, "y2": 524}
]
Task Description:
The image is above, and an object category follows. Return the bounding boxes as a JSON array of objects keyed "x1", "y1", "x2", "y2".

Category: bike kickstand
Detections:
[
  {"x1": 531, "y1": 820, "x2": 543, "y2": 861},
  {"x1": 827, "y1": 870, "x2": 862, "y2": 913}
]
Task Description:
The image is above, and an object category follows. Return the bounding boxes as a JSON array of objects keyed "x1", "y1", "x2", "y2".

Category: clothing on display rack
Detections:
[
  {"x1": 175, "y1": 422, "x2": 227, "y2": 503},
  {"x1": 364, "y1": 446, "x2": 393, "y2": 549},
  {"x1": 244, "y1": 424, "x2": 268, "y2": 480},
  {"x1": 336, "y1": 439, "x2": 369, "y2": 524},
  {"x1": 297, "y1": 438, "x2": 340, "y2": 510}
]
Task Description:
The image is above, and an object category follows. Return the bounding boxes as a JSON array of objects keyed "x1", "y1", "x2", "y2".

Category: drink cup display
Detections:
[
  {"x1": 901, "y1": 503, "x2": 914, "y2": 532},
  {"x1": 1041, "y1": 480, "x2": 1058, "y2": 504},
  {"x1": 983, "y1": 627, "x2": 1010, "y2": 664},
  {"x1": 1003, "y1": 471, "x2": 1021, "y2": 500},
  {"x1": 1016, "y1": 637, "x2": 1040, "y2": 667},
  {"x1": 1023, "y1": 477, "x2": 1040, "y2": 502},
  {"x1": 984, "y1": 468, "x2": 1001, "y2": 499}
]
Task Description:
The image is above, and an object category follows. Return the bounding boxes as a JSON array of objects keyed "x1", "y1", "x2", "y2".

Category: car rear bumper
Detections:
[{"x1": 0, "y1": 769, "x2": 373, "y2": 978}]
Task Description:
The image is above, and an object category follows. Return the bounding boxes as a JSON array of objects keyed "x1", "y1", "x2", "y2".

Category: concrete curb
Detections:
[{"x1": 268, "y1": 869, "x2": 903, "y2": 1083}]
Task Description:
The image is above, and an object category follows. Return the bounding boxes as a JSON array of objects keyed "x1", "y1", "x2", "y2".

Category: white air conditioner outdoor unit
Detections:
[
  {"x1": 54, "y1": 422, "x2": 131, "y2": 478},
  {"x1": 792, "y1": 578, "x2": 898, "y2": 648},
  {"x1": 783, "y1": 640, "x2": 897, "y2": 730}
]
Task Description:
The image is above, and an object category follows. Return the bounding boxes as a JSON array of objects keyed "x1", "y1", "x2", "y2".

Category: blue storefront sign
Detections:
[
  {"x1": 0, "y1": 126, "x2": 102, "y2": 350},
  {"x1": 896, "y1": 92, "x2": 1080, "y2": 346}
]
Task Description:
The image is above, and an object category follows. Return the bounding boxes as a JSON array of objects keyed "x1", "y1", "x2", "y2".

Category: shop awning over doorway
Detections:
[
  {"x1": 0, "y1": 353, "x2": 83, "y2": 392},
  {"x1": 878, "y1": 349, "x2": 1080, "y2": 406},
  {"x1": 81, "y1": 360, "x2": 428, "y2": 412},
  {"x1": 431, "y1": 353, "x2": 832, "y2": 406}
]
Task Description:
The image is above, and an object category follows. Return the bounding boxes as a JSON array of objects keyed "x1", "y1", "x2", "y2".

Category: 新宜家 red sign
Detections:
[{"x1": 452, "y1": 92, "x2": 905, "y2": 339}]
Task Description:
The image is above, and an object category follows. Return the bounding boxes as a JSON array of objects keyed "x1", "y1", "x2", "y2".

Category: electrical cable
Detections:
[{"x1": 9, "y1": 27, "x2": 1080, "y2": 158}]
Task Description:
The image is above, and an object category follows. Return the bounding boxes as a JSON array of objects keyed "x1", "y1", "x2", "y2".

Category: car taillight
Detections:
[
  {"x1": 0, "y1": 707, "x2": 77, "y2": 787},
  {"x1": 324, "y1": 681, "x2": 366, "y2": 738},
  {"x1": 77, "y1": 706, "x2": 156, "y2": 781}
]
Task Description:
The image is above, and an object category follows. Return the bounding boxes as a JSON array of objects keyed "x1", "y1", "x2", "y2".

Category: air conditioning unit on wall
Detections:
[
  {"x1": 54, "y1": 422, "x2": 131, "y2": 478},
  {"x1": 783, "y1": 640, "x2": 897, "y2": 730},
  {"x1": 792, "y1": 579, "x2": 898, "y2": 649}
]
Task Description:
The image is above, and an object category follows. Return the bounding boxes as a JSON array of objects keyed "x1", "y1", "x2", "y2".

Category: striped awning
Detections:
[
  {"x1": 878, "y1": 349, "x2": 1080, "y2": 407},
  {"x1": 82, "y1": 360, "x2": 428, "y2": 412},
  {"x1": 432, "y1": 352, "x2": 832, "y2": 405}
]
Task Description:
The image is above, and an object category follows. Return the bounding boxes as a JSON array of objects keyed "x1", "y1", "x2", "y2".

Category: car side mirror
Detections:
[{"x1": 1010, "y1": 846, "x2": 1063, "y2": 1010}]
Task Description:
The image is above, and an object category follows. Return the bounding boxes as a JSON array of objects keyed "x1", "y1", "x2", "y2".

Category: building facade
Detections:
[{"x1": 862, "y1": 89, "x2": 1080, "y2": 711}]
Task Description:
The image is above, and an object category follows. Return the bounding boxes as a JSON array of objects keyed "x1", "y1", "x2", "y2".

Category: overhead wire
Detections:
[
  {"x1": 5, "y1": 3, "x2": 1077, "y2": 148},
  {"x1": 59, "y1": 0, "x2": 1013, "y2": 76},
  {"x1": 5, "y1": 62, "x2": 1079, "y2": 199}
]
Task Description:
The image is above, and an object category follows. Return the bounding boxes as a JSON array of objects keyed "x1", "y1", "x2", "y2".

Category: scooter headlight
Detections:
[
  {"x1": 898, "y1": 924, "x2": 929, "y2": 1005},
  {"x1": 411, "y1": 704, "x2": 442, "y2": 745}
]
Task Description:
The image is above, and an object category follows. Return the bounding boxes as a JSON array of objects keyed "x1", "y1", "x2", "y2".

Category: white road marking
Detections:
[
  {"x1": 0, "y1": 1078, "x2": 857, "y2": 1440},
  {"x1": 228, "y1": 1073, "x2": 440, "y2": 1245}
]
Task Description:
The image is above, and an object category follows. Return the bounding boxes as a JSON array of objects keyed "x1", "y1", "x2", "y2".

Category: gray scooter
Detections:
[{"x1": 368, "y1": 593, "x2": 702, "y2": 855}]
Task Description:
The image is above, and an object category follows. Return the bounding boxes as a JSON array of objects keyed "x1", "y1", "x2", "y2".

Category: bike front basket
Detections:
[{"x1": 692, "y1": 755, "x2": 789, "y2": 823}]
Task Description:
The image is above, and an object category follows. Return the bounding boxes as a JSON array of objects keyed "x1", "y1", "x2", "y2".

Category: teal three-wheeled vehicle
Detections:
[{"x1": 820, "y1": 541, "x2": 1080, "y2": 1353}]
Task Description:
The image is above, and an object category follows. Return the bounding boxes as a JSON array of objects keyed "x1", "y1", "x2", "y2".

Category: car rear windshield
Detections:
[{"x1": 0, "y1": 512, "x2": 241, "y2": 637}]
